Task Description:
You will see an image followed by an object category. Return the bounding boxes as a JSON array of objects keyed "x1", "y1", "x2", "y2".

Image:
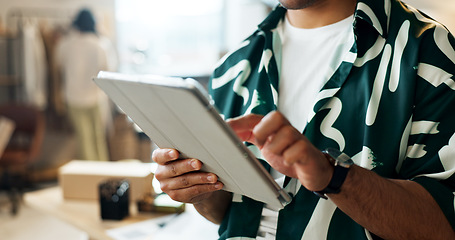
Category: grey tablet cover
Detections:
[{"x1": 94, "y1": 71, "x2": 291, "y2": 209}]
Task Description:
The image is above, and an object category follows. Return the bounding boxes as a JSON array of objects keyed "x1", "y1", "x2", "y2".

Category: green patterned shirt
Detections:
[{"x1": 208, "y1": 0, "x2": 455, "y2": 239}]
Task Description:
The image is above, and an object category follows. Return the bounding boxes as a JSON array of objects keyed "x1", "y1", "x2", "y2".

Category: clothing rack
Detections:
[
  {"x1": 2, "y1": 7, "x2": 73, "y2": 105},
  {"x1": 6, "y1": 7, "x2": 73, "y2": 34}
]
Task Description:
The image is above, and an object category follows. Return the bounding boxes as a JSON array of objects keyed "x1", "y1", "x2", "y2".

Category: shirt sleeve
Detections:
[{"x1": 400, "y1": 23, "x2": 455, "y2": 229}]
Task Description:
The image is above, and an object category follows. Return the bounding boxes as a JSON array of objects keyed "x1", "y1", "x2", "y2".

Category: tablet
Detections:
[{"x1": 94, "y1": 71, "x2": 292, "y2": 209}]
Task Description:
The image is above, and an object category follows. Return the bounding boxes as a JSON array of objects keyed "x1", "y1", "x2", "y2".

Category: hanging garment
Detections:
[{"x1": 22, "y1": 19, "x2": 48, "y2": 110}]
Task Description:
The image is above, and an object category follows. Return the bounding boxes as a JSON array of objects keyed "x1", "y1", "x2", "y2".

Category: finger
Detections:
[
  {"x1": 282, "y1": 139, "x2": 311, "y2": 166},
  {"x1": 166, "y1": 181, "x2": 224, "y2": 203},
  {"x1": 227, "y1": 114, "x2": 264, "y2": 143},
  {"x1": 253, "y1": 111, "x2": 290, "y2": 146},
  {"x1": 160, "y1": 172, "x2": 219, "y2": 191},
  {"x1": 265, "y1": 124, "x2": 300, "y2": 155},
  {"x1": 155, "y1": 158, "x2": 202, "y2": 180},
  {"x1": 152, "y1": 148, "x2": 179, "y2": 164}
]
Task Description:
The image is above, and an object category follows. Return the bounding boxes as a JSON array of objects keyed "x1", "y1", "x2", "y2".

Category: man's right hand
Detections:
[{"x1": 152, "y1": 148, "x2": 224, "y2": 204}]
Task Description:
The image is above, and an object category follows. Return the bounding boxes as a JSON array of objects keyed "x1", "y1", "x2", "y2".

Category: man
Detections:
[
  {"x1": 153, "y1": 0, "x2": 455, "y2": 239},
  {"x1": 56, "y1": 9, "x2": 116, "y2": 162}
]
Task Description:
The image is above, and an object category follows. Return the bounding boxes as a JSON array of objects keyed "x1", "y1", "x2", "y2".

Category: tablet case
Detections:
[{"x1": 94, "y1": 71, "x2": 292, "y2": 209}]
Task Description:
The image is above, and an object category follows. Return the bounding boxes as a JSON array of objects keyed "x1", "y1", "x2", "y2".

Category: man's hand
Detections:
[
  {"x1": 152, "y1": 148, "x2": 223, "y2": 204},
  {"x1": 227, "y1": 111, "x2": 333, "y2": 192},
  {"x1": 228, "y1": 112, "x2": 455, "y2": 239}
]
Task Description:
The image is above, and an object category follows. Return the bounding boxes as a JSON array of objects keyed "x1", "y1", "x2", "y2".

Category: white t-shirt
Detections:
[
  {"x1": 55, "y1": 31, "x2": 116, "y2": 107},
  {"x1": 278, "y1": 15, "x2": 355, "y2": 132},
  {"x1": 257, "y1": 14, "x2": 354, "y2": 240}
]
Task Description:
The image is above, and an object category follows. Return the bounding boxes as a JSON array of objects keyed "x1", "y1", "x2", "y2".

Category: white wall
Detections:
[
  {"x1": 405, "y1": 0, "x2": 455, "y2": 32},
  {"x1": 224, "y1": 0, "x2": 270, "y2": 52}
]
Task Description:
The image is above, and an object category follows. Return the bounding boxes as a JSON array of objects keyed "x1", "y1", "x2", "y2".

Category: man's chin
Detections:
[{"x1": 278, "y1": 0, "x2": 319, "y2": 10}]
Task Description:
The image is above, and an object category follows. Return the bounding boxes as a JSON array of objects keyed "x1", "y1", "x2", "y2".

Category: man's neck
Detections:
[{"x1": 285, "y1": 0, "x2": 357, "y2": 29}]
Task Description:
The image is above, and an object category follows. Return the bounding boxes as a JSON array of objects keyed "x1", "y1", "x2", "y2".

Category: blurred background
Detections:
[
  {"x1": 0, "y1": 0, "x2": 274, "y2": 188},
  {"x1": 0, "y1": 0, "x2": 454, "y2": 239}
]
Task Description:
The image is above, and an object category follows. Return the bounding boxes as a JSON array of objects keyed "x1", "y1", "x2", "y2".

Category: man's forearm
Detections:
[
  {"x1": 193, "y1": 190, "x2": 232, "y2": 224},
  {"x1": 329, "y1": 165, "x2": 454, "y2": 240}
]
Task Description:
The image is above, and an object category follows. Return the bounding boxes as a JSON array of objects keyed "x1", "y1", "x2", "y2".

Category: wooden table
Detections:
[{"x1": 23, "y1": 186, "x2": 171, "y2": 240}]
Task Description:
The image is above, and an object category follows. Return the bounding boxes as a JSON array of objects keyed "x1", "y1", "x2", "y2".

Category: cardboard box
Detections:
[{"x1": 59, "y1": 160, "x2": 154, "y2": 201}]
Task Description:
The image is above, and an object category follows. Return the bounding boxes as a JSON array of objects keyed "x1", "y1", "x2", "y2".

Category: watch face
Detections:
[
  {"x1": 336, "y1": 154, "x2": 354, "y2": 168},
  {"x1": 324, "y1": 148, "x2": 354, "y2": 168}
]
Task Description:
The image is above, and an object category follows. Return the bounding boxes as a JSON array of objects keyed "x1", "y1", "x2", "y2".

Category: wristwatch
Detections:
[{"x1": 314, "y1": 148, "x2": 354, "y2": 199}]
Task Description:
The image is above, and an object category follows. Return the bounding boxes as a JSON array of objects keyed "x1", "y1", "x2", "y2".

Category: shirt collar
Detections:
[
  {"x1": 258, "y1": 0, "x2": 391, "y2": 37},
  {"x1": 257, "y1": 4, "x2": 286, "y2": 32},
  {"x1": 355, "y1": 0, "x2": 391, "y2": 37}
]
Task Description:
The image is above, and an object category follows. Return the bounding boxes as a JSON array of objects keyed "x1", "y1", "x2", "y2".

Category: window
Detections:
[{"x1": 115, "y1": 0, "x2": 225, "y2": 77}]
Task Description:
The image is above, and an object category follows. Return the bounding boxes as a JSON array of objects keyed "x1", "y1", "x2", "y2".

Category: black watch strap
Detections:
[
  {"x1": 313, "y1": 165, "x2": 350, "y2": 199},
  {"x1": 313, "y1": 148, "x2": 353, "y2": 200}
]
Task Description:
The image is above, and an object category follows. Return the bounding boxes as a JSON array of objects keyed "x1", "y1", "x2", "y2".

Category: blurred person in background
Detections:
[{"x1": 55, "y1": 8, "x2": 116, "y2": 161}]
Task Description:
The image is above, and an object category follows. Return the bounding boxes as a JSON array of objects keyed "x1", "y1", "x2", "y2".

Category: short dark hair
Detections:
[{"x1": 72, "y1": 8, "x2": 97, "y2": 34}]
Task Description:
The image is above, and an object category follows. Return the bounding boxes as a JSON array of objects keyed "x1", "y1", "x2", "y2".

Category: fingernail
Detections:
[
  {"x1": 168, "y1": 150, "x2": 178, "y2": 159},
  {"x1": 191, "y1": 159, "x2": 199, "y2": 169},
  {"x1": 207, "y1": 175, "x2": 214, "y2": 182},
  {"x1": 215, "y1": 182, "x2": 223, "y2": 189}
]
